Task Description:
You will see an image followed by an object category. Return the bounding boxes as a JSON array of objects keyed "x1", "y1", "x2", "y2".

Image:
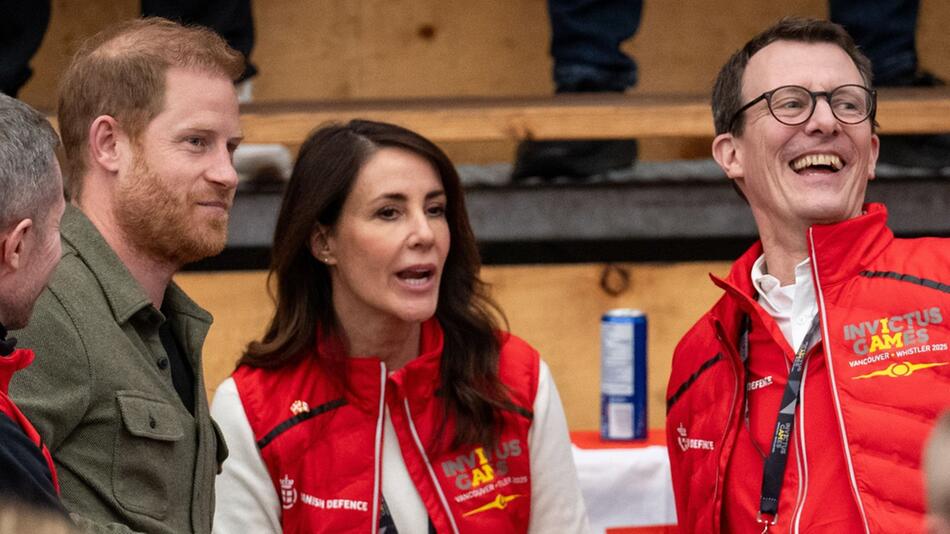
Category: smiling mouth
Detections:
[
  {"x1": 397, "y1": 267, "x2": 435, "y2": 286},
  {"x1": 790, "y1": 154, "x2": 845, "y2": 173}
]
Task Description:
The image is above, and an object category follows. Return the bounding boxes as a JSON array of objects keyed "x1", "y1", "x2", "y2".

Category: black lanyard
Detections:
[{"x1": 740, "y1": 313, "x2": 821, "y2": 532}]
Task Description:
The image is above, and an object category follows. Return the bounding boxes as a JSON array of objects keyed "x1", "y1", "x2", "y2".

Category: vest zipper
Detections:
[
  {"x1": 402, "y1": 398, "x2": 461, "y2": 534},
  {"x1": 808, "y1": 229, "x2": 871, "y2": 533},
  {"x1": 790, "y1": 359, "x2": 810, "y2": 533},
  {"x1": 373, "y1": 362, "x2": 387, "y2": 534},
  {"x1": 712, "y1": 320, "x2": 740, "y2": 534}
]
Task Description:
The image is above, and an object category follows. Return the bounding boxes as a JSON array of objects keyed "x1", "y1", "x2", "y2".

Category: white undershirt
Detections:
[
  {"x1": 210, "y1": 360, "x2": 591, "y2": 534},
  {"x1": 750, "y1": 255, "x2": 819, "y2": 349}
]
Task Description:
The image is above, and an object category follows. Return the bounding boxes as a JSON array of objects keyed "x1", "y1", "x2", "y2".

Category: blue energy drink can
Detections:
[{"x1": 600, "y1": 309, "x2": 648, "y2": 440}]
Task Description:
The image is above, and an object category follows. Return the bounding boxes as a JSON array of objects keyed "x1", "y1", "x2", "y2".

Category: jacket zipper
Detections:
[
  {"x1": 808, "y1": 229, "x2": 871, "y2": 533},
  {"x1": 790, "y1": 359, "x2": 810, "y2": 533},
  {"x1": 712, "y1": 320, "x2": 741, "y2": 534},
  {"x1": 402, "y1": 398, "x2": 461, "y2": 534},
  {"x1": 373, "y1": 362, "x2": 387, "y2": 534}
]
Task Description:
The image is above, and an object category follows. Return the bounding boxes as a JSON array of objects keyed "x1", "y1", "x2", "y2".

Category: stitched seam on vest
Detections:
[
  {"x1": 860, "y1": 270, "x2": 950, "y2": 294},
  {"x1": 666, "y1": 353, "x2": 722, "y2": 413},
  {"x1": 435, "y1": 386, "x2": 534, "y2": 421},
  {"x1": 257, "y1": 398, "x2": 347, "y2": 449},
  {"x1": 510, "y1": 406, "x2": 533, "y2": 420}
]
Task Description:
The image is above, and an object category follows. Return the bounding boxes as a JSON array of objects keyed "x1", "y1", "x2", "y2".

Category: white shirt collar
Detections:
[{"x1": 750, "y1": 255, "x2": 819, "y2": 349}]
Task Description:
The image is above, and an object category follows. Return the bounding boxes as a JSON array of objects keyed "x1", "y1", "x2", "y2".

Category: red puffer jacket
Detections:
[
  {"x1": 666, "y1": 203, "x2": 950, "y2": 533},
  {"x1": 0, "y1": 348, "x2": 60, "y2": 493}
]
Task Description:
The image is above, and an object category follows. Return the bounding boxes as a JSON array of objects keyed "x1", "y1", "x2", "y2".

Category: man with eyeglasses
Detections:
[{"x1": 665, "y1": 18, "x2": 950, "y2": 534}]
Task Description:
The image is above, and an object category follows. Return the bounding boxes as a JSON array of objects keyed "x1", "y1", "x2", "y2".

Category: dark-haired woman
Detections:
[{"x1": 211, "y1": 120, "x2": 590, "y2": 534}]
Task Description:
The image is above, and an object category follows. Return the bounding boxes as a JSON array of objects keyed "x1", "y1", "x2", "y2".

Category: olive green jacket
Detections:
[{"x1": 10, "y1": 205, "x2": 227, "y2": 534}]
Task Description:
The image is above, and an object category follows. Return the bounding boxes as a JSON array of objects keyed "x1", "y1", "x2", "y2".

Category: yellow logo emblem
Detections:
[
  {"x1": 852, "y1": 361, "x2": 948, "y2": 380},
  {"x1": 462, "y1": 493, "x2": 522, "y2": 517}
]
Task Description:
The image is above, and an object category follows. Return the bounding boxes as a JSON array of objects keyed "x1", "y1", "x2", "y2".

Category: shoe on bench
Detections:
[
  {"x1": 511, "y1": 139, "x2": 637, "y2": 183},
  {"x1": 877, "y1": 71, "x2": 950, "y2": 170}
]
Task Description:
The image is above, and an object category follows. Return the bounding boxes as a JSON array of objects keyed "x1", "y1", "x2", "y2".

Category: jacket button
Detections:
[{"x1": 157, "y1": 357, "x2": 169, "y2": 370}]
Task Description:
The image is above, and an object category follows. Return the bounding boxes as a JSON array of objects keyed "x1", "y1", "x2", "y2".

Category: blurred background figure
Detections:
[
  {"x1": 512, "y1": 0, "x2": 641, "y2": 183},
  {"x1": 0, "y1": 0, "x2": 256, "y2": 98},
  {"x1": 925, "y1": 412, "x2": 950, "y2": 534},
  {"x1": 830, "y1": 0, "x2": 950, "y2": 169},
  {"x1": 511, "y1": 0, "x2": 950, "y2": 184},
  {"x1": 0, "y1": 502, "x2": 77, "y2": 534},
  {"x1": 0, "y1": 0, "x2": 292, "y2": 185}
]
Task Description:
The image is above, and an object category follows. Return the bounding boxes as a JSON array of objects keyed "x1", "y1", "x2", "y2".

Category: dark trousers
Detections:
[
  {"x1": 0, "y1": 0, "x2": 51, "y2": 96},
  {"x1": 548, "y1": 0, "x2": 642, "y2": 93},
  {"x1": 0, "y1": 0, "x2": 256, "y2": 97},
  {"x1": 829, "y1": 0, "x2": 919, "y2": 84},
  {"x1": 141, "y1": 0, "x2": 257, "y2": 81},
  {"x1": 547, "y1": 0, "x2": 922, "y2": 92}
]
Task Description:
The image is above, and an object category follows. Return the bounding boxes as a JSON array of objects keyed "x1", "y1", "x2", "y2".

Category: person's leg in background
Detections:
[
  {"x1": 829, "y1": 0, "x2": 918, "y2": 84},
  {"x1": 512, "y1": 0, "x2": 642, "y2": 182},
  {"x1": 141, "y1": 0, "x2": 258, "y2": 84},
  {"x1": 830, "y1": 0, "x2": 950, "y2": 168},
  {"x1": 0, "y1": 0, "x2": 52, "y2": 97}
]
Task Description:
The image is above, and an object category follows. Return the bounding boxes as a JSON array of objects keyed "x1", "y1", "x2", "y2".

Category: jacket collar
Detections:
[
  {"x1": 710, "y1": 241, "x2": 765, "y2": 341},
  {"x1": 807, "y1": 202, "x2": 893, "y2": 287},
  {"x1": 709, "y1": 202, "x2": 892, "y2": 347},
  {"x1": 387, "y1": 318, "x2": 444, "y2": 398},
  {"x1": 60, "y1": 205, "x2": 152, "y2": 325},
  {"x1": 0, "y1": 348, "x2": 34, "y2": 394},
  {"x1": 60, "y1": 205, "x2": 211, "y2": 328},
  {"x1": 316, "y1": 318, "x2": 444, "y2": 410}
]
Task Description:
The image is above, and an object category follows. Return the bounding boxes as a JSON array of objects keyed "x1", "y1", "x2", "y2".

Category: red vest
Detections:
[
  {"x1": 233, "y1": 319, "x2": 539, "y2": 534},
  {"x1": 0, "y1": 348, "x2": 60, "y2": 493}
]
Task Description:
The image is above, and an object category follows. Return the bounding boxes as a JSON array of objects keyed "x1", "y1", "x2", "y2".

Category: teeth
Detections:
[
  {"x1": 400, "y1": 274, "x2": 431, "y2": 287},
  {"x1": 791, "y1": 154, "x2": 843, "y2": 171},
  {"x1": 398, "y1": 270, "x2": 431, "y2": 280}
]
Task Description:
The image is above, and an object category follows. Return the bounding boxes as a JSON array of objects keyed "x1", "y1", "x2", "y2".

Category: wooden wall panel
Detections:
[
  {"x1": 249, "y1": 1, "x2": 552, "y2": 101},
  {"x1": 177, "y1": 261, "x2": 731, "y2": 431},
  {"x1": 19, "y1": 0, "x2": 138, "y2": 110},
  {"x1": 175, "y1": 271, "x2": 276, "y2": 392}
]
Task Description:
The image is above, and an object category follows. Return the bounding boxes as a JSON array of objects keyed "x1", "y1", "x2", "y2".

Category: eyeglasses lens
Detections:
[{"x1": 769, "y1": 86, "x2": 871, "y2": 125}]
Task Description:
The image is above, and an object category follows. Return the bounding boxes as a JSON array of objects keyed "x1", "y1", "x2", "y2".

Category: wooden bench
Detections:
[
  {"x1": 45, "y1": 87, "x2": 950, "y2": 144},
  {"x1": 214, "y1": 87, "x2": 950, "y2": 257},
  {"x1": 238, "y1": 87, "x2": 950, "y2": 145}
]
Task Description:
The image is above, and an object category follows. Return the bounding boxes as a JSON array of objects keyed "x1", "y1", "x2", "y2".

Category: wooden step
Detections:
[{"x1": 238, "y1": 87, "x2": 950, "y2": 145}]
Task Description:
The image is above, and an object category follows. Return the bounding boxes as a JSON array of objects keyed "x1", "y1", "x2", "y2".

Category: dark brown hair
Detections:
[
  {"x1": 712, "y1": 17, "x2": 874, "y2": 136},
  {"x1": 240, "y1": 119, "x2": 515, "y2": 448},
  {"x1": 57, "y1": 17, "x2": 243, "y2": 199}
]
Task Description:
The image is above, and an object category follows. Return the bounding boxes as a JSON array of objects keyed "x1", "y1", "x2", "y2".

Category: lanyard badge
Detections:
[{"x1": 741, "y1": 314, "x2": 821, "y2": 532}]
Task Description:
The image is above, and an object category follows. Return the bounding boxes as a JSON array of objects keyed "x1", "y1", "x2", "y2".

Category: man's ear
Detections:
[
  {"x1": 0, "y1": 219, "x2": 33, "y2": 273},
  {"x1": 712, "y1": 132, "x2": 745, "y2": 181},
  {"x1": 309, "y1": 226, "x2": 337, "y2": 266},
  {"x1": 88, "y1": 115, "x2": 125, "y2": 173}
]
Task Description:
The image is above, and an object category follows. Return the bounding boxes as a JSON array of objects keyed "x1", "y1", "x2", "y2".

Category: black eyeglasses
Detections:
[{"x1": 728, "y1": 84, "x2": 877, "y2": 131}]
